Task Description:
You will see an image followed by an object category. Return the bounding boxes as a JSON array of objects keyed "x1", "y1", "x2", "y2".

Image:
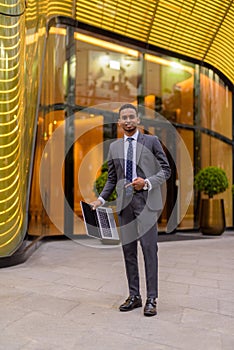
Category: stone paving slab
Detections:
[{"x1": 0, "y1": 232, "x2": 234, "y2": 350}]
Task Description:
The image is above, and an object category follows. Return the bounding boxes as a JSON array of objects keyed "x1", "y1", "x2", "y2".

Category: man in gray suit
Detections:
[{"x1": 91, "y1": 104, "x2": 171, "y2": 316}]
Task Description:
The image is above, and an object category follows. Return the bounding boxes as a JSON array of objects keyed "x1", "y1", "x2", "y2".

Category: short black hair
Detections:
[{"x1": 119, "y1": 103, "x2": 138, "y2": 116}]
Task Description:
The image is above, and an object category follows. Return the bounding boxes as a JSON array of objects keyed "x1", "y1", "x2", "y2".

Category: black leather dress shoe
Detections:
[
  {"x1": 119, "y1": 295, "x2": 142, "y2": 312},
  {"x1": 144, "y1": 298, "x2": 157, "y2": 316}
]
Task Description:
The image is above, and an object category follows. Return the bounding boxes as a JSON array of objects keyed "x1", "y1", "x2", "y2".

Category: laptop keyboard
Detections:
[{"x1": 98, "y1": 210, "x2": 112, "y2": 237}]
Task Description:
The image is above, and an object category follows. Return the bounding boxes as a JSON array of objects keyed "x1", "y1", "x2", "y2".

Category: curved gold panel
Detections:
[
  {"x1": 25, "y1": 0, "x2": 74, "y2": 22},
  {"x1": 0, "y1": 1, "x2": 25, "y2": 256},
  {"x1": 0, "y1": 0, "x2": 24, "y2": 15},
  {"x1": 0, "y1": 2, "x2": 46, "y2": 257}
]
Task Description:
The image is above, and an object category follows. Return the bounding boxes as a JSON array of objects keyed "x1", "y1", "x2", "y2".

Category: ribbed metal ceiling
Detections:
[
  {"x1": 75, "y1": 0, "x2": 234, "y2": 84},
  {"x1": 24, "y1": 0, "x2": 234, "y2": 83}
]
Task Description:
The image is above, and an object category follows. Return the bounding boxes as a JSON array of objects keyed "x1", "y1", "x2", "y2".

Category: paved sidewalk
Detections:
[{"x1": 0, "y1": 232, "x2": 234, "y2": 350}]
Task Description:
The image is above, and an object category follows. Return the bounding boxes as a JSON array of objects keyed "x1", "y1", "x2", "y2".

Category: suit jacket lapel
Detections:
[
  {"x1": 136, "y1": 132, "x2": 145, "y2": 164},
  {"x1": 117, "y1": 138, "x2": 125, "y2": 171}
]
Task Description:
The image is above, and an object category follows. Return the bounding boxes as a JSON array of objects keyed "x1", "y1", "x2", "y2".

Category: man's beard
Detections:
[{"x1": 123, "y1": 124, "x2": 137, "y2": 132}]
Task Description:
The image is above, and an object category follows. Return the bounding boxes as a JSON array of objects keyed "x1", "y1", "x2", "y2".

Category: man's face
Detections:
[{"x1": 118, "y1": 107, "x2": 140, "y2": 135}]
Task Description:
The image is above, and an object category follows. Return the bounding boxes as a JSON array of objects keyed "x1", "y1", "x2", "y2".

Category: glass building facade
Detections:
[{"x1": 28, "y1": 21, "x2": 233, "y2": 238}]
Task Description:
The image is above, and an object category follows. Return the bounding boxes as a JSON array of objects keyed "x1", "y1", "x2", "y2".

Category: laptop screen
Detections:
[
  {"x1": 80, "y1": 201, "x2": 101, "y2": 239},
  {"x1": 80, "y1": 201, "x2": 119, "y2": 241}
]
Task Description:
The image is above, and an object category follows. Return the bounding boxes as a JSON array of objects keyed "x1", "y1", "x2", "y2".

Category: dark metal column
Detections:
[
  {"x1": 64, "y1": 27, "x2": 76, "y2": 235},
  {"x1": 194, "y1": 65, "x2": 201, "y2": 228},
  {"x1": 232, "y1": 87, "x2": 234, "y2": 227}
]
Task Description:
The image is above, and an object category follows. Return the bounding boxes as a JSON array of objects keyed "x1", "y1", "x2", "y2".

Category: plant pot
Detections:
[{"x1": 199, "y1": 198, "x2": 225, "y2": 235}]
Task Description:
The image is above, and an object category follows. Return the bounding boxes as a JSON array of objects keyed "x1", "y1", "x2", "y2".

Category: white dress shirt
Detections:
[
  {"x1": 124, "y1": 130, "x2": 138, "y2": 181},
  {"x1": 98, "y1": 130, "x2": 152, "y2": 205}
]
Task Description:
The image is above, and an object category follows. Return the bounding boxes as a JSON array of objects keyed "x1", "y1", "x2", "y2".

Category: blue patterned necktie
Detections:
[{"x1": 126, "y1": 137, "x2": 134, "y2": 183}]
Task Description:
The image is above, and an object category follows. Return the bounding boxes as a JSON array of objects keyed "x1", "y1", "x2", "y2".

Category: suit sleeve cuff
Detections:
[
  {"x1": 143, "y1": 179, "x2": 152, "y2": 191},
  {"x1": 98, "y1": 196, "x2": 105, "y2": 205}
]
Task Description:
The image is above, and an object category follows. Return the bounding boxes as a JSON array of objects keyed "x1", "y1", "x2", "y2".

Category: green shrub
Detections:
[
  {"x1": 93, "y1": 161, "x2": 117, "y2": 202},
  {"x1": 194, "y1": 166, "x2": 229, "y2": 198}
]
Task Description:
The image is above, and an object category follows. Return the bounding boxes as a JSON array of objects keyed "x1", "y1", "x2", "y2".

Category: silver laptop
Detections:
[{"x1": 80, "y1": 201, "x2": 119, "y2": 241}]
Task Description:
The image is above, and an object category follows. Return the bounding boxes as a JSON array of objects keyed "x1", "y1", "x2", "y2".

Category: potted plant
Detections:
[
  {"x1": 93, "y1": 160, "x2": 117, "y2": 202},
  {"x1": 194, "y1": 166, "x2": 229, "y2": 235}
]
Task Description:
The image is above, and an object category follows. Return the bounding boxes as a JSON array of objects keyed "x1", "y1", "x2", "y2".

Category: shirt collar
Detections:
[{"x1": 124, "y1": 130, "x2": 139, "y2": 142}]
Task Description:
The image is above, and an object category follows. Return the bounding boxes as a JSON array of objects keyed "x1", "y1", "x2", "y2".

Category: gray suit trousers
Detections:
[{"x1": 118, "y1": 191, "x2": 159, "y2": 299}]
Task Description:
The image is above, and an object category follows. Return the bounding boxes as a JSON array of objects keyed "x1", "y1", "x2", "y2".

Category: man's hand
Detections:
[
  {"x1": 132, "y1": 177, "x2": 145, "y2": 191},
  {"x1": 90, "y1": 199, "x2": 102, "y2": 210}
]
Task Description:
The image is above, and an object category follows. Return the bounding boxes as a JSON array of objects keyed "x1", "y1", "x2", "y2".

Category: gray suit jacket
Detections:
[{"x1": 100, "y1": 132, "x2": 171, "y2": 213}]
